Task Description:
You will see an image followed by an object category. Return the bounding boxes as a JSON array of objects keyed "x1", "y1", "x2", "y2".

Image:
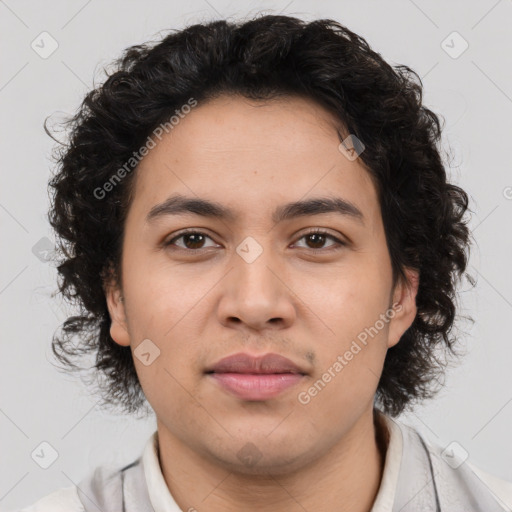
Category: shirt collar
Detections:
[
  {"x1": 142, "y1": 431, "x2": 183, "y2": 511},
  {"x1": 370, "y1": 410, "x2": 404, "y2": 512}
]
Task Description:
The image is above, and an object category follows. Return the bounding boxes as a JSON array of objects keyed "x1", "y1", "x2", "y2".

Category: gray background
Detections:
[{"x1": 1, "y1": 0, "x2": 511, "y2": 510}]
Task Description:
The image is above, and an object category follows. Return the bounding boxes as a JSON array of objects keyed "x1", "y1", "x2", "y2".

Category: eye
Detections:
[
  {"x1": 293, "y1": 229, "x2": 346, "y2": 251},
  {"x1": 164, "y1": 230, "x2": 219, "y2": 251},
  {"x1": 163, "y1": 228, "x2": 346, "y2": 253}
]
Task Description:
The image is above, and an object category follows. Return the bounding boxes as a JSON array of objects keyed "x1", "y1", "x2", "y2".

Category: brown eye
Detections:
[
  {"x1": 180, "y1": 233, "x2": 207, "y2": 249},
  {"x1": 304, "y1": 233, "x2": 328, "y2": 249},
  {"x1": 294, "y1": 229, "x2": 345, "y2": 251},
  {"x1": 165, "y1": 231, "x2": 218, "y2": 251},
  {"x1": 164, "y1": 229, "x2": 345, "y2": 253}
]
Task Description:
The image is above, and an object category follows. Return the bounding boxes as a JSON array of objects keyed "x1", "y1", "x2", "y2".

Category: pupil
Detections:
[
  {"x1": 185, "y1": 234, "x2": 204, "y2": 249},
  {"x1": 308, "y1": 234, "x2": 325, "y2": 248}
]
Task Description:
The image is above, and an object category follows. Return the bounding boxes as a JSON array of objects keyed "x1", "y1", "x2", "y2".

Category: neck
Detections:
[{"x1": 157, "y1": 406, "x2": 388, "y2": 512}]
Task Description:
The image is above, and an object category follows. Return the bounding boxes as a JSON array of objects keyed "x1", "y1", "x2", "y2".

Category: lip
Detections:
[
  {"x1": 205, "y1": 352, "x2": 307, "y2": 375},
  {"x1": 205, "y1": 352, "x2": 307, "y2": 401},
  {"x1": 209, "y1": 373, "x2": 304, "y2": 401}
]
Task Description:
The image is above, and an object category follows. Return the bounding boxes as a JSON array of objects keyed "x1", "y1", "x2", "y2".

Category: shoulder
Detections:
[
  {"x1": 427, "y1": 435, "x2": 512, "y2": 505},
  {"x1": 461, "y1": 458, "x2": 512, "y2": 510},
  {"x1": 14, "y1": 463, "x2": 124, "y2": 512},
  {"x1": 16, "y1": 485, "x2": 84, "y2": 512},
  {"x1": 13, "y1": 436, "x2": 154, "y2": 512},
  {"x1": 398, "y1": 418, "x2": 512, "y2": 511}
]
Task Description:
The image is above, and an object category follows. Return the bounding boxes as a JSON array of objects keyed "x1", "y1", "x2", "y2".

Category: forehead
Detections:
[{"x1": 129, "y1": 94, "x2": 380, "y2": 229}]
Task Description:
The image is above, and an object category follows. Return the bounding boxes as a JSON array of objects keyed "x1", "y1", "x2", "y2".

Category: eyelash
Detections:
[{"x1": 164, "y1": 228, "x2": 346, "y2": 253}]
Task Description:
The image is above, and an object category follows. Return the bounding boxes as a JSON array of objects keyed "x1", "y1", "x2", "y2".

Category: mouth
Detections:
[
  {"x1": 204, "y1": 369, "x2": 305, "y2": 375},
  {"x1": 206, "y1": 372, "x2": 305, "y2": 401},
  {"x1": 205, "y1": 352, "x2": 308, "y2": 401},
  {"x1": 205, "y1": 352, "x2": 308, "y2": 375}
]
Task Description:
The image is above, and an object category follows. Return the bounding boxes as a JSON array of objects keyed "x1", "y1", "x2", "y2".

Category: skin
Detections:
[{"x1": 105, "y1": 94, "x2": 419, "y2": 512}]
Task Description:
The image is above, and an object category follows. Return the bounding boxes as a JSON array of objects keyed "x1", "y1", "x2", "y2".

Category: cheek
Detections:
[
  {"x1": 301, "y1": 265, "x2": 390, "y2": 335},
  {"x1": 299, "y1": 268, "x2": 392, "y2": 386},
  {"x1": 295, "y1": 346, "x2": 383, "y2": 436},
  {"x1": 301, "y1": 323, "x2": 388, "y2": 418},
  {"x1": 132, "y1": 341, "x2": 199, "y2": 418},
  {"x1": 122, "y1": 251, "x2": 193, "y2": 331}
]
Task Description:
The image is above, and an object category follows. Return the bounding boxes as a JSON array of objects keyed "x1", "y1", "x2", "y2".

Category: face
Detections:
[{"x1": 106, "y1": 94, "x2": 418, "y2": 475}]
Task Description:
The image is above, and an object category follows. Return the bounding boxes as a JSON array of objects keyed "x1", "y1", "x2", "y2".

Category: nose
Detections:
[{"x1": 216, "y1": 247, "x2": 296, "y2": 333}]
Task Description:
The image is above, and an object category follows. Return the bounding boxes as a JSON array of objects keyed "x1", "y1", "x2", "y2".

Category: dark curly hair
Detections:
[{"x1": 46, "y1": 13, "x2": 475, "y2": 418}]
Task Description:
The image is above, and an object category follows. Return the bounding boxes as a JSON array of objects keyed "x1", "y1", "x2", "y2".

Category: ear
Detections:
[
  {"x1": 387, "y1": 267, "x2": 419, "y2": 349},
  {"x1": 103, "y1": 275, "x2": 130, "y2": 347}
]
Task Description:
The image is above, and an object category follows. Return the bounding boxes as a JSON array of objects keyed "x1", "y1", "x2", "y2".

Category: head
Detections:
[{"x1": 47, "y1": 14, "x2": 473, "y2": 458}]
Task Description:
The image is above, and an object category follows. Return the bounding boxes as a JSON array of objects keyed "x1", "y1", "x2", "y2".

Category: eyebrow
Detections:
[{"x1": 145, "y1": 193, "x2": 365, "y2": 226}]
